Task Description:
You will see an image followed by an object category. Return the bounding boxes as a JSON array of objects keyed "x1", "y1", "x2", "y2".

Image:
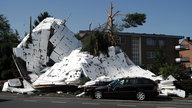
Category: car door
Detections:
[
  {"x1": 113, "y1": 78, "x2": 136, "y2": 98},
  {"x1": 136, "y1": 78, "x2": 155, "y2": 93},
  {"x1": 122, "y1": 78, "x2": 137, "y2": 97},
  {"x1": 110, "y1": 78, "x2": 125, "y2": 97}
]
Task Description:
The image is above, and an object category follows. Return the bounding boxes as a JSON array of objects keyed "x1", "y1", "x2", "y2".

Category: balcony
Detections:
[
  {"x1": 175, "y1": 45, "x2": 189, "y2": 50},
  {"x1": 175, "y1": 57, "x2": 190, "y2": 63}
]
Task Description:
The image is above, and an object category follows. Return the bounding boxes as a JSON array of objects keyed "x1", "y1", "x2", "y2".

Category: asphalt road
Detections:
[{"x1": 0, "y1": 93, "x2": 192, "y2": 108}]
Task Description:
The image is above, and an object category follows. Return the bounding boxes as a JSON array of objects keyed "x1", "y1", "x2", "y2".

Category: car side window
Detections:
[
  {"x1": 144, "y1": 79, "x2": 154, "y2": 84},
  {"x1": 137, "y1": 78, "x2": 154, "y2": 84},
  {"x1": 118, "y1": 79, "x2": 125, "y2": 85},
  {"x1": 137, "y1": 78, "x2": 144, "y2": 84},
  {"x1": 124, "y1": 78, "x2": 135, "y2": 85}
]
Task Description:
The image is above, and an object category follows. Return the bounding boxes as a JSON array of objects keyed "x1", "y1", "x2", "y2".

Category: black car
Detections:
[{"x1": 91, "y1": 77, "x2": 159, "y2": 101}]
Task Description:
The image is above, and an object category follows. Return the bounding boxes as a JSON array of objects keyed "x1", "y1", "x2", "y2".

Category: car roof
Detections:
[{"x1": 119, "y1": 77, "x2": 151, "y2": 80}]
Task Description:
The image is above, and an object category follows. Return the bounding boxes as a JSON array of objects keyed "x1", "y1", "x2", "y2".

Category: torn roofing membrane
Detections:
[
  {"x1": 7, "y1": 17, "x2": 186, "y2": 98},
  {"x1": 13, "y1": 17, "x2": 162, "y2": 84}
]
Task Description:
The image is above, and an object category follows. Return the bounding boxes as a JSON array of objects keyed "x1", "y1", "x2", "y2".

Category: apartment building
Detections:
[
  {"x1": 175, "y1": 37, "x2": 192, "y2": 69},
  {"x1": 118, "y1": 32, "x2": 183, "y2": 66}
]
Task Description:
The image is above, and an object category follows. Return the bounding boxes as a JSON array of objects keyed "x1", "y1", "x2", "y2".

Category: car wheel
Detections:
[
  {"x1": 136, "y1": 91, "x2": 146, "y2": 101},
  {"x1": 93, "y1": 91, "x2": 103, "y2": 99}
]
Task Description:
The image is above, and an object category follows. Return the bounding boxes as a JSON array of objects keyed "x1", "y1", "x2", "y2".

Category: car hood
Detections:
[{"x1": 94, "y1": 85, "x2": 109, "y2": 90}]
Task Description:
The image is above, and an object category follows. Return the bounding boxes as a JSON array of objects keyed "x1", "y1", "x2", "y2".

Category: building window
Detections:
[
  {"x1": 146, "y1": 38, "x2": 155, "y2": 46},
  {"x1": 146, "y1": 51, "x2": 156, "y2": 59},
  {"x1": 132, "y1": 38, "x2": 140, "y2": 64},
  {"x1": 158, "y1": 40, "x2": 165, "y2": 47},
  {"x1": 119, "y1": 37, "x2": 126, "y2": 44}
]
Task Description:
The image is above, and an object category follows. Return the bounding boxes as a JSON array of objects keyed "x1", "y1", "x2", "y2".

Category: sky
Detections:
[{"x1": 0, "y1": 0, "x2": 192, "y2": 39}]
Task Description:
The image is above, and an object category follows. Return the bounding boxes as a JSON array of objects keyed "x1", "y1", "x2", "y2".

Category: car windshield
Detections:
[{"x1": 108, "y1": 79, "x2": 118, "y2": 87}]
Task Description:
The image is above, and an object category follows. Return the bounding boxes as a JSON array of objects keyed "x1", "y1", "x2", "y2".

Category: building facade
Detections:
[
  {"x1": 175, "y1": 37, "x2": 192, "y2": 69},
  {"x1": 79, "y1": 30, "x2": 183, "y2": 66},
  {"x1": 118, "y1": 32, "x2": 183, "y2": 66}
]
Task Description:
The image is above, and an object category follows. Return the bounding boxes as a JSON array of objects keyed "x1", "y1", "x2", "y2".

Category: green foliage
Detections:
[
  {"x1": 154, "y1": 49, "x2": 166, "y2": 64},
  {"x1": 33, "y1": 11, "x2": 52, "y2": 27},
  {"x1": 159, "y1": 63, "x2": 180, "y2": 79},
  {"x1": 80, "y1": 30, "x2": 109, "y2": 56},
  {"x1": 95, "y1": 31, "x2": 109, "y2": 56},
  {"x1": 0, "y1": 14, "x2": 10, "y2": 36},
  {"x1": 113, "y1": 22, "x2": 124, "y2": 32},
  {"x1": 0, "y1": 14, "x2": 20, "y2": 80},
  {"x1": 147, "y1": 49, "x2": 167, "y2": 75},
  {"x1": 147, "y1": 49, "x2": 186, "y2": 79},
  {"x1": 80, "y1": 32, "x2": 95, "y2": 54},
  {"x1": 122, "y1": 13, "x2": 146, "y2": 28}
]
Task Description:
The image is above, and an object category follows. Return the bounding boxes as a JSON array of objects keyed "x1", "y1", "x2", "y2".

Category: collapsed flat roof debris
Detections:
[{"x1": 2, "y1": 17, "x2": 186, "y2": 98}]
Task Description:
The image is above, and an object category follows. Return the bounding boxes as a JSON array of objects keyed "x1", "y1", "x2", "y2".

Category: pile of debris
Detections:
[{"x1": 2, "y1": 17, "x2": 186, "y2": 98}]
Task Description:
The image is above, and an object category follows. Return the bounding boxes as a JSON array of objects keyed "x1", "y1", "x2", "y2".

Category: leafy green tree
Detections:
[
  {"x1": 0, "y1": 14, "x2": 20, "y2": 80},
  {"x1": 0, "y1": 14, "x2": 10, "y2": 36},
  {"x1": 33, "y1": 11, "x2": 52, "y2": 27},
  {"x1": 80, "y1": 30, "x2": 109, "y2": 56},
  {"x1": 147, "y1": 49, "x2": 186, "y2": 79},
  {"x1": 159, "y1": 63, "x2": 185, "y2": 79},
  {"x1": 121, "y1": 13, "x2": 146, "y2": 28},
  {"x1": 80, "y1": 32, "x2": 95, "y2": 55},
  {"x1": 147, "y1": 49, "x2": 167, "y2": 75}
]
